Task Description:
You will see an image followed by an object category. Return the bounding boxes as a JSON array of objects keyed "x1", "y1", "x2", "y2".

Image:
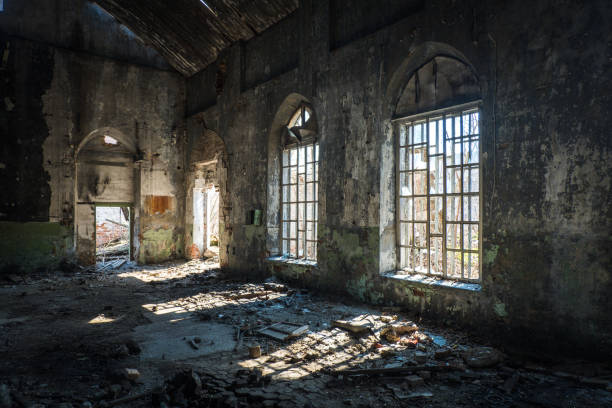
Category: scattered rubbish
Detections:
[
  {"x1": 435, "y1": 347, "x2": 453, "y2": 360},
  {"x1": 99, "y1": 391, "x2": 149, "y2": 407},
  {"x1": 188, "y1": 339, "x2": 199, "y2": 350},
  {"x1": 405, "y1": 374, "x2": 425, "y2": 387},
  {"x1": 122, "y1": 368, "x2": 141, "y2": 381},
  {"x1": 415, "y1": 351, "x2": 428, "y2": 364},
  {"x1": 380, "y1": 326, "x2": 400, "y2": 342},
  {"x1": 226, "y1": 290, "x2": 273, "y2": 300},
  {"x1": 4, "y1": 259, "x2": 611, "y2": 407},
  {"x1": 333, "y1": 315, "x2": 375, "y2": 333},
  {"x1": 392, "y1": 322, "x2": 419, "y2": 335},
  {"x1": 462, "y1": 347, "x2": 503, "y2": 368},
  {"x1": 263, "y1": 281, "x2": 287, "y2": 292},
  {"x1": 258, "y1": 322, "x2": 309, "y2": 341},
  {"x1": 334, "y1": 364, "x2": 463, "y2": 377},
  {"x1": 249, "y1": 345, "x2": 262, "y2": 358},
  {"x1": 428, "y1": 333, "x2": 447, "y2": 346},
  {"x1": 400, "y1": 390, "x2": 434, "y2": 400}
]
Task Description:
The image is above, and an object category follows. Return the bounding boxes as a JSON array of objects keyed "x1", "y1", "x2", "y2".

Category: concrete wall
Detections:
[
  {"x1": 0, "y1": 0, "x2": 185, "y2": 270},
  {"x1": 186, "y1": 0, "x2": 612, "y2": 357}
]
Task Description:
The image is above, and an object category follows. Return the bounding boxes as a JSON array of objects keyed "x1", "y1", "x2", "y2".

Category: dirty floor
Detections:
[{"x1": 1, "y1": 260, "x2": 611, "y2": 407}]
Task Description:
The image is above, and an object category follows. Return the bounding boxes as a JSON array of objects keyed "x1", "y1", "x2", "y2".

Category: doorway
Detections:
[
  {"x1": 95, "y1": 204, "x2": 131, "y2": 268},
  {"x1": 192, "y1": 186, "x2": 219, "y2": 259}
]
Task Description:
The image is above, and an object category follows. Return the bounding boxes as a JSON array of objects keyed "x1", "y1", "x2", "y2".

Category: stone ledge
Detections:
[
  {"x1": 266, "y1": 256, "x2": 318, "y2": 268},
  {"x1": 382, "y1": 272, "x2": 482, "y2": 292}
]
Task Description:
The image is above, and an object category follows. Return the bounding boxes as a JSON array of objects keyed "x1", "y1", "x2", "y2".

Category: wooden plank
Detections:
[{"x1": 258, "y1": 322, "x2": 308, "y2": 340}]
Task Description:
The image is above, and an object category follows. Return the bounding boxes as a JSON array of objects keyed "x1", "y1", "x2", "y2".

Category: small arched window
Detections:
[{"x1": 280, "y1": 105, "x2": 319, "y2": 260}]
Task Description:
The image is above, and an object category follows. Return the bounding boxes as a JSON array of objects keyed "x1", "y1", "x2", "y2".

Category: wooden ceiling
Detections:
[{"x1": 95, "y1": 0, "x2": 298, "y2": 77}]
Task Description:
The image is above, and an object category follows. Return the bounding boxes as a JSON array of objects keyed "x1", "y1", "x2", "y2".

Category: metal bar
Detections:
[
  {"x1": 410, "y1": 123, "x2": 415, "y2": 273},
  {"x1": 392, "y1": 100, "x2": 482, "y2": 123},
  {"x1": 442, "y1": 113, "x2": 447, "y2": 279},
  {"x1": 426, "y1": 117, "x2": 431, "y2": 275}
]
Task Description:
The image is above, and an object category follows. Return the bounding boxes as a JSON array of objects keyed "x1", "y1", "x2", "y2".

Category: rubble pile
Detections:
[{"x1": 1, "y1": 260, "x2": 612, "y2": 407}]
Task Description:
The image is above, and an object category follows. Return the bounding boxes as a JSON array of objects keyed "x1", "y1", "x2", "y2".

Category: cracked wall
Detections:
[{"x1": 186, "y1": 0, "x2": 612, "y2": 357}]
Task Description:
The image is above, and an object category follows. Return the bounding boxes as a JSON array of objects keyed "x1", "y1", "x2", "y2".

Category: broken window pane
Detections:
[{"x1": 397, "y1": 107, "x2": 480, "y2": 281}]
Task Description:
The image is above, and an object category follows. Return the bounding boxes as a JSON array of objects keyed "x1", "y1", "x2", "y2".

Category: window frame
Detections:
[
  {"x1": 279, "y1": 105, "x2": 319, "y2": 261},
  {"x1": 394, "y1": 101, "x2": 482, "y2": 282}
]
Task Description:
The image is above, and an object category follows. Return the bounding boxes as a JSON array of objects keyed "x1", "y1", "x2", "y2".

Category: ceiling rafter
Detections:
[{"x1": 94, "y1": 0, "x2": 298, "y2": 77}]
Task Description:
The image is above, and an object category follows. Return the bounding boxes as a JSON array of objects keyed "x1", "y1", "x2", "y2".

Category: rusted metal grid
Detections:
[
  {"x1": 281, "y1": 143, "x2": 319, "y2": 260},
  {"x1": 396, "y1": 103, "x2": 481, "y2": 281}
]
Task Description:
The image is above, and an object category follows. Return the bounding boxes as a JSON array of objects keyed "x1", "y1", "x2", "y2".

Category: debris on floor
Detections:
[
  {"x1": 1, "y1": 260, "x2": 611, "y2": 407},
  {"x1": 257, "y1": 322, "x2": 309, "y2": 341}
]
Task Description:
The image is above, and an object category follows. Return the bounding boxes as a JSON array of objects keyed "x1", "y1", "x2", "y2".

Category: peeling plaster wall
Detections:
[
  {"x1": 0, "y1": 1, "x2": 185, "y2": 270},
  {"x1": 186, "y1": 0, "x2": 612, "y2": 357}
]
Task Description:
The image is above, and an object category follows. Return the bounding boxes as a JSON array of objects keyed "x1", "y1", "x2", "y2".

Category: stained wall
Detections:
[
  {"x1": 0, "y1": 0, "x2": 185, "y2": 270},
  {"x1": 186, "y1": 0, "x2": 612, "y2": 356}
]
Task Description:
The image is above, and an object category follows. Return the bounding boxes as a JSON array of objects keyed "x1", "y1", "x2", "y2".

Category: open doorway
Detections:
[
  {"x1": 192, "y1": 186, "x2": 219, "y2": 259},
  {"x1": 95, "y1": 204, "x2": 131, "y2": 269}
]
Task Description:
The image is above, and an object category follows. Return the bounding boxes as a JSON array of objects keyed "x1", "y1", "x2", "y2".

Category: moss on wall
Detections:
[
  {"x1": 139, "y1": 227, "x2": 182, "y2": 264},
  {"x1": 0, "y1": 221, "x2": 72, "y2": 272}
]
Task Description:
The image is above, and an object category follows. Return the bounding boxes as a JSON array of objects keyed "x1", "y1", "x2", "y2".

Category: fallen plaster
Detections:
[{"x1": 2, "y1": 260, "x2": 611, "y2": 407}]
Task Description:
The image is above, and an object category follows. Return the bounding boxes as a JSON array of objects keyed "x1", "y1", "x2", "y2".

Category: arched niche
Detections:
[
  {"x1": 185, "y1": 129, "x2": 229, "y2": 267},
  {"x1": 266, "y1": 93, "x2": 314, "y2": 255},
  {"x1": 74, "y1": 128, "x2": 139, "y2": 265},
  {"x1": 380, "y1": 43, "x2": 481, "y2": 274}
]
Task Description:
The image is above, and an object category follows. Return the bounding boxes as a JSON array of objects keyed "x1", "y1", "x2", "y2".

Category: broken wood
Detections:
[
  {"x1": 99, "y1": 391, "x2": 149, "y2": 407},
  {"x1": 226, "y1": 290, "x2": 273, "y2": 300},
  {"x1": 234, "y1": 326, "x2": 243, "y2": 350},
  {"x1": 258, "y1": 322, "x2": 308, "y2": 341},
  {"x1": 334, "y1": 364, "x2": 463, "y2": 377},
  {"x1": 332, "y1": 317, "x2": 374, "y2": 334}
]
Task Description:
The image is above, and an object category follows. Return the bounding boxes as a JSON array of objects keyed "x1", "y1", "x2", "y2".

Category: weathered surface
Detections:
[
  {"x1": 185, "y1": 0, "x2": 612, "y2": 357},
  {"x1": 0, "y1": 0, "x2": 186, "y2": 270},
  {"x1": 95, "y1": 0, "x2": 299, "y2": 76},
  {"x1": 1, "y1": 0, "x2": 611, "y2": 361}
]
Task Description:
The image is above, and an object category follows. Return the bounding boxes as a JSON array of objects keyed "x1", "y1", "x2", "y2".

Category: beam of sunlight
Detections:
[
  {"x1": 88, "y1": 314, "x2": 120, "y2": 324},
  {"x1": 199, "y1": 0, "x2": 217, "y2": 16}
]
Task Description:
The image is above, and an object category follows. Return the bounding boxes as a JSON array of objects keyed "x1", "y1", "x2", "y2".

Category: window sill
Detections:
[
  {"x1": 266, "y1": 256, "x2": 318, "y2": 267},
  {"x1": 382, "y1": 272, "x2": 482, "y2": 292}
]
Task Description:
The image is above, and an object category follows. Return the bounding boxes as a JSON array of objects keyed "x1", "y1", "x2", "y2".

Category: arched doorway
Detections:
[
  {"x1": 74, "y1": 128, "x2": 138, "y2": 266},
  {"x1": 185, "y1": 129, "x2": 228, "y2": 266}
]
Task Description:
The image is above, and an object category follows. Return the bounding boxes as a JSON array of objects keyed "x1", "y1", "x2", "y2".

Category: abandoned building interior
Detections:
[{"x1": 1, "y1": 0, "x2": 611, "y2": 406}]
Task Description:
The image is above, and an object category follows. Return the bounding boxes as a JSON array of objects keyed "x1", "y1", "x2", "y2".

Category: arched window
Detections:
[
  {"x1": 280, "y1": 105, "x2": 319, "y2": 260},
  {"x1": 393, "y1": 54, "x2": 481, "y2": 282}
]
